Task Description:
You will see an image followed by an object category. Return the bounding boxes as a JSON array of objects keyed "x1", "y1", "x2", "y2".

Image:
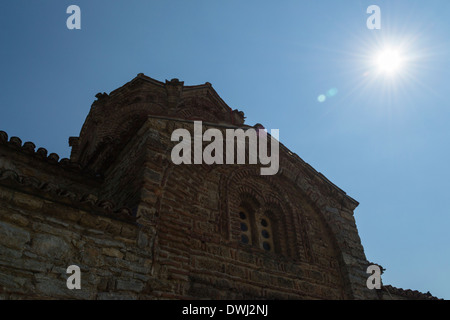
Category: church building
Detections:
[{"x1": 0, "y1": 74, "x2": 439, "y2": 300}]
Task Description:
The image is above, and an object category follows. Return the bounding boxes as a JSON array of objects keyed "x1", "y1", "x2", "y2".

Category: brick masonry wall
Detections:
[
  {"x1": 0, "y1": 67, "x2": 383, "y2": 299},
  {"x1": 0, "y1": 112, "x2": 380, "y2": 299},
  {"x1": 114, "y1": 117, "x2": 377, "y2": 299},
  {"x1": 0, "y1": 115, "x2": 378, "y2": 299}
]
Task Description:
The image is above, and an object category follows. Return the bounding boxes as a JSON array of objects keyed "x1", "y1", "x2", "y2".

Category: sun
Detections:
[{"x1": 374, "y1": 47, "x2": 405, "y2": 75}]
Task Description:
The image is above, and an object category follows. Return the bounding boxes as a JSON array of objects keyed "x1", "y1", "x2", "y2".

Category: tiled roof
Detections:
[
  {"x1": 0, "y1": 130, "x2": 95, "y2": 174},
  {"x1": 382, "y1": 285, "x2": 442, "y2": 300},
  {"x1": 0, "y1": 131, "x2": 135, "y2": 224}
]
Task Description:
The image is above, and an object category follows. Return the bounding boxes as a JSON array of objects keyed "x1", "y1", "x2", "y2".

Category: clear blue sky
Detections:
[{"x1": 1, "y1": 0, "x2": 449, "y2": 299}]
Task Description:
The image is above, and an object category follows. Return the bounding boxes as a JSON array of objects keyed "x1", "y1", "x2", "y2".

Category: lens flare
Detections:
[{"x1": 327, "y1": 88, "x2": 338, "y2": 97}]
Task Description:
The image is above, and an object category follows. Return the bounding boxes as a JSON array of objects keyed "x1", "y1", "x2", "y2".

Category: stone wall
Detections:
[
  {"x1": 0, "y1": 185, "x2": 154, "y2": 299},
  {"x1": 0, "y1": 75, "x2": 381, "y2": 299}
]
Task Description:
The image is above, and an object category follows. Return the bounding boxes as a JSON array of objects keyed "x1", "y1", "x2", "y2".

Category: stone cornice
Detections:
[{"x1": 0, "y1": 167, "x2": 136, "y2": 225}]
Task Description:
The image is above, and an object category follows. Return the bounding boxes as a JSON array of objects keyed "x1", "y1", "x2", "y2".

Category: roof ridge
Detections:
[{"x1": 0, "y1": 130, "x2": 99, "y2": 177}]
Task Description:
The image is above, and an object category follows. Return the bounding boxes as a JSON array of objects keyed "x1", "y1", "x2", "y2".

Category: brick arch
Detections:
[
  {"x1": 256, "y1": 177, "x2": 311, "y2": 260},
  {"x1": 216, "y1": 166, "x2": 260, "y2": 239},
  {"x1": 261, "y1": 202, "x2": 291, "y2": 258},
  {"x1": 218, "y1": 167, "x2": 303, "y2": 260},
  {"x1": 218, "y1": 166, "x2": 351, "y2": 267},
  {"x1": 267, "y1": 172, "x2": 356, "y2": 298},
  {"x1": 258, "y1": 171, "x2": 351, "y2": 260},
  {"x1": 237, "y1": 193, "x2": 261, "y2": 220},
  {"x1": 228, "y1": 179, "x2": 285, "y2": 254},
  {"x1": 301, "y1": 195, "x2": 356, "y2": 298},
  {"x1": 190, "y1": 160, "x2": 353, "y2": 298},
  {"x1": 259, "y1": 176, "x2": 313, "y2": 262},
  {"x1": 235, "y1": 185, "x2": 264, "y2": 208}
]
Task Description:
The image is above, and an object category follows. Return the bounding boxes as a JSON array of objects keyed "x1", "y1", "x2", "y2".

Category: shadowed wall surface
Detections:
[{"x1": 0, "y1": 74, "x2": 438, "y2": 300}]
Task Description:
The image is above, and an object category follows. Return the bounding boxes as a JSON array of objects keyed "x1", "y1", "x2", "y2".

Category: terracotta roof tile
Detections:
[
  {"x1": 0, "y1": 130, "x2": 91, "y2": 175},
  {"x1": 382, "y1": 285, "x2": 442, "y2": 300}
]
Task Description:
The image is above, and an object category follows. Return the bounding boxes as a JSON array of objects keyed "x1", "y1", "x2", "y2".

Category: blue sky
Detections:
[{"x1": 1, "y1": 1, "x2": 449, "y2": 299}]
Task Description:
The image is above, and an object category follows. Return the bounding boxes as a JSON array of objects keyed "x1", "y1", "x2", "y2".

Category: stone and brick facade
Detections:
[{"x1": 0, "y1": 73, "x2": 439, "y2": 300}]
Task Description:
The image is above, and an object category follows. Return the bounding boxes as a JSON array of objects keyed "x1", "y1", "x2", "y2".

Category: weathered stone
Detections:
[
  {"x1": 32, "y1": 221, "x2": 80, "y2": 241},
  {"x1": 81, "y1": 247, "x2": 104, "y2": 267},
  {"x1": 82, "y1": 236, "x2": 125, "y2": 249},
  {"x1": 226, "y1": 264, "x2": 246, "y2": 278},
  {"x1": 45, "y1": 217, "x2": 70, "y2": 228},
  {"x1": 12, "y1": 192, "x2": 43, "y2": 210},
  {"x1": 0, "y1": 221, "x2": 30, "y2": 250},
  {"x1": 0, "y1": 272, "x2": 27, "y2": 289},
  {"x1": 102, "y1": 248, "x2": 124, "y2": 259},
  {"x1": 7, "y1": 213, "x2": 29, "y2": 227},
  {"x1": 137, "y1": 230, "x2": 148, "y2": 248},
  {"x1": 34, "y1": 274, "x2": 93, "y2": 299},
  {"x1": 97, "y1": 292, "x2": 137, "y2": 300},
  {"x1": 18, "y1": 258, "x2": 52, "y2": 273},
  {"x1": 0, "y1": 187, "x2": 14, "y2": 202},
  {"x1": 31, "y1": 234, "x2": 71, "y2": 260},
  {"x1": 325, "y1": 206, "x2": 339, "y2": 215},
  {"x1": 0, "y1": 74, "x2": 436, "y2": 301},
  {"x1": 0, "y1": 245, "x2": 22, "y2": 259},
  {"x1": 116, "y1": 278, "x2": 144, "y2": 292}
]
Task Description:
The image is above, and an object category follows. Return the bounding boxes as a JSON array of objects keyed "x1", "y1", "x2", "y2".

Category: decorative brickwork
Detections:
[{"x1": 0, "y1": 74, "x2": 439, "y2": 300}]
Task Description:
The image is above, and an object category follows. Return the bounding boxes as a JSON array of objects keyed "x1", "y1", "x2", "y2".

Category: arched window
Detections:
[
  {"x1": 237, "y1": 205, "x2": 275, "y2": 253},
  {"x1": 256, "y1": 213, "x2": 274, "y2": 253},
  {"x1": 238, "y1": 207, "x2": 253, "y2": 245}
]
